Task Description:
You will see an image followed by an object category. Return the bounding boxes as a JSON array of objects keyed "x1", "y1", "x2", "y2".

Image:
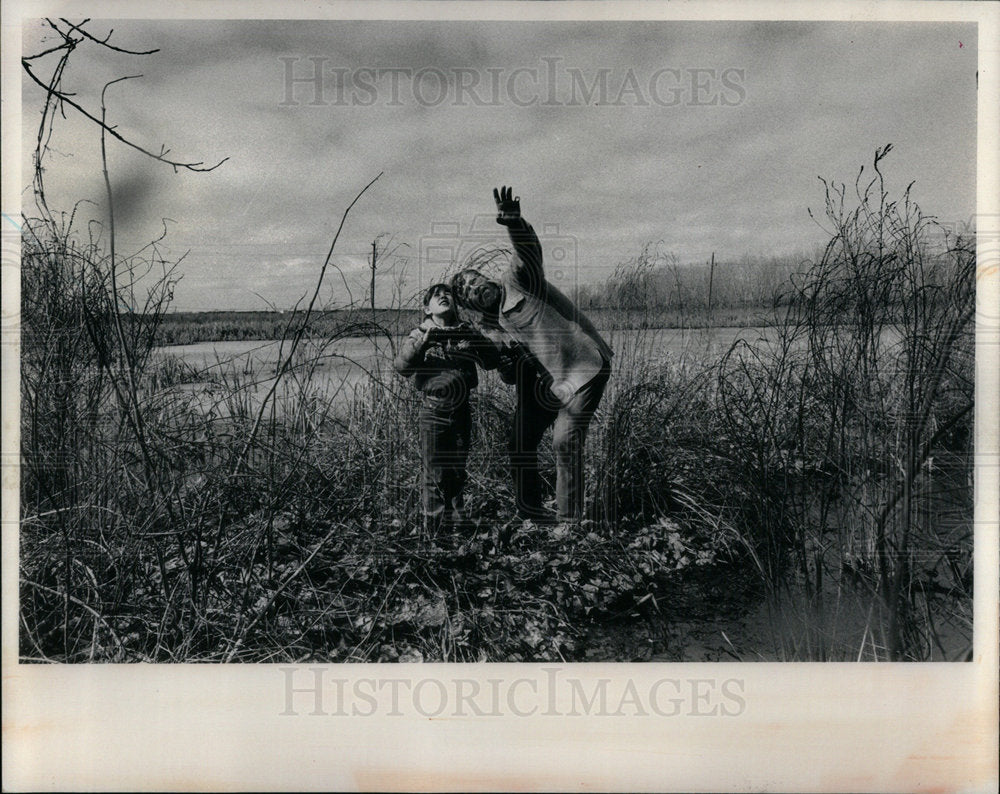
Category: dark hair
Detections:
[{"x1": 422, "y1": 282, "x2": 452, "y2": 307}]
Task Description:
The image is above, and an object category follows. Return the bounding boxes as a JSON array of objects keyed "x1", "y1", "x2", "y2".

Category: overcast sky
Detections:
[{"x1": 20, "y1": 18, "x2": 978, "y2": 311}]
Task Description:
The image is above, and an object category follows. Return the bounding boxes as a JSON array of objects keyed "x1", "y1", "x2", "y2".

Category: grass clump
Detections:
[{"x1": 19, "y1": 147, "x2": 974, "y2": 662}]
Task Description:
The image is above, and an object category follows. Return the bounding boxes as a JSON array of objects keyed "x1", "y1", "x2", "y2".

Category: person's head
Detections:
[
  {"x1": 422, "y1": 283, "x2": 457, "y2": 324},
  {"x1": 450, "y1": 269, "x2": 501, "y2": 315}
]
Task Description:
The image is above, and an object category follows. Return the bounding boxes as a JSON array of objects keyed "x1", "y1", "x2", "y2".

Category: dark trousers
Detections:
[
  {"x1": 510, "y1": 362, "x2": 611, "y2": 521},
  {"x1": 419, "y1": 399, "x2": 471, "y2": 532}
]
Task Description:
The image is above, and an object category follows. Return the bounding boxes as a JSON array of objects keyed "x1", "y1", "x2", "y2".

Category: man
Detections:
[{"x1": 451, "y1": 186, "x2": 613, "y2": 523}]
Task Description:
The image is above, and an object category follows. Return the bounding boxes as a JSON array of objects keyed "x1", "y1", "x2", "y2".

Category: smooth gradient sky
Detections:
[{"x1": 20, "y1": 19, "x2": 978, "y2": 311}]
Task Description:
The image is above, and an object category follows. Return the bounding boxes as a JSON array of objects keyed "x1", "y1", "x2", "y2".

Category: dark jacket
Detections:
[{"x1": 394, "y1": 318, "x2": 500, "y2": 399}]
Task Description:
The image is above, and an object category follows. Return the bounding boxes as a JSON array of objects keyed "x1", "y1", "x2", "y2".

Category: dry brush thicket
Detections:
[
  {"x1": 18, "y1": 23, "x2": 973, "y2": 662},
  {"x1": 20, "y1": 150, "x2": 974, "y2": 662}
]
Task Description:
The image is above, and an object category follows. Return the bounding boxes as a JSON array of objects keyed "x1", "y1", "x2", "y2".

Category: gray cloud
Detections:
[{"x1": 20, "y1": 19, "x2": 978, "y2": 311}]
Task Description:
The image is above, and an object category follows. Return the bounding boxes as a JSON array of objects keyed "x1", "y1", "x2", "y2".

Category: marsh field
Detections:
[{"x1": 20, "y1": 165, "x2": 976, "y2": 664}]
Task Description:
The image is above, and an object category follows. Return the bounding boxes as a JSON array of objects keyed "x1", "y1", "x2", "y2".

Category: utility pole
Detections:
[
  {"x1": 369, "y1": 238, "x2": 378, "y2": 353},
  {"x1": 707, "y1": 251, "x2": 716, "y2": 328},
  {"x1": 370, "y1": 239, "x2": 378, "y2": 316}
]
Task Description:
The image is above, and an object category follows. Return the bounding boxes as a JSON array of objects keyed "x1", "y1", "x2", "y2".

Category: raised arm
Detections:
[{"x1": 494, "y1": 186, "x2": 544, "y2": 296}]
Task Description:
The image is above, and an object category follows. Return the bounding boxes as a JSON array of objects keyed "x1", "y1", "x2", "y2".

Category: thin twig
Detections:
[
  {"x1": 224, "y1": 524, "x2": 340, "y2": 662},
  {"x1": 231, "y1": 172, "x2": 383, "y2": 474},
  {"x1": 22, "y1": 579, "x2": 127, "y2": 659},
  {"x1": 22, "y1": 20, "x2": 226, "y2": 174}
]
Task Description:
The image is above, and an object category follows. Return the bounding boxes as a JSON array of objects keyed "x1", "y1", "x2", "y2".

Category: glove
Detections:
[
  {"x1": 493, "y1": 185, "x2": 521, "y2": 226},
  {"x1": 497, "y1": 342, "x2": 521, "y2": 384}
]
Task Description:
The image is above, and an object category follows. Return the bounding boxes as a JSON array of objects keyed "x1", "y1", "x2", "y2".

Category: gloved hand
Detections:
[
  {"x1": 497, "y1": 342, "x2": 522, "y2": 384},
  {"x1": 421, "y1": 326, "x2": 452, "y2": 347},
  {"x1": 493, "y1": 185, "x2": 521, "y2": 226}
]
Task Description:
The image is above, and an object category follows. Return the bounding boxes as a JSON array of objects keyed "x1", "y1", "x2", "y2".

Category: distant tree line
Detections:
[
  {"x1": 574, "y1": 243, "x2": 815, "y2": 312},
  {"x1": 576, "y1": 238, "x2": 965, "y2": 320}
]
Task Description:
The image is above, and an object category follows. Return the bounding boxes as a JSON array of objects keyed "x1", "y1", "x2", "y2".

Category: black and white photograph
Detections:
[{"x1": 4, "y1": 1, "x2": 998, "y2": 791}]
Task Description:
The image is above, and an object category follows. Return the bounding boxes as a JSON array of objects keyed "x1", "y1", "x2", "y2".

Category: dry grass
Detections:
[{"x1": 19, "y1": 149, "x2": 974, "y2": 663}]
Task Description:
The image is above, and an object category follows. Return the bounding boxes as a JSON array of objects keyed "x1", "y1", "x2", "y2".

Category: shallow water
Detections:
[
  {"x1": 151, "y1": 325, "x2": 905, "y2": 413},
  {"x1": 156, "y1": 327, "x2": 772, "y2": 375},
  {"x1": 149, "y1": 327, "x2": 972, "y2": 661}
]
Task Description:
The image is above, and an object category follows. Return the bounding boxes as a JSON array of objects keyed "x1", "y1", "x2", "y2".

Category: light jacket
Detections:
[
  {"x1": 498, "y1": 218, "x2": 613, "y2": 404},
  {"x1": 394, "y1": 317, "x2": 499, "y2": 398}
]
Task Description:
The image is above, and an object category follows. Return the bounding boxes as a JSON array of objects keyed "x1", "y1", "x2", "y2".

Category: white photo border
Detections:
[{"x1": 3, "y1": 1, "x2": 997, "y2": 791}]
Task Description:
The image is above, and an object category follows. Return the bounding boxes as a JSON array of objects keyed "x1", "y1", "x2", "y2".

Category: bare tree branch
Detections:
[
  {"x1": 58, "y1": 18, "x2": 160, "y2": 54},
  {"x1": 22, "y1": 18, "x2": 227, "y2": 174},
  {"x1": 232, "y1": 172, "x2": 384, "y2": 475}
]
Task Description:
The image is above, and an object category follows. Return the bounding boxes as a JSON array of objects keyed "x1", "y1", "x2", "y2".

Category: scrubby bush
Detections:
[{"x1": 20, "y1": 146, "x2": 974, "y2": 662}]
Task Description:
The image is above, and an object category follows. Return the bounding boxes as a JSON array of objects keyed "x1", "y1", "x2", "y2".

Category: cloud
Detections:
[{"x1": 20, "y1": 19, "x2": 978, "y2": 311}]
